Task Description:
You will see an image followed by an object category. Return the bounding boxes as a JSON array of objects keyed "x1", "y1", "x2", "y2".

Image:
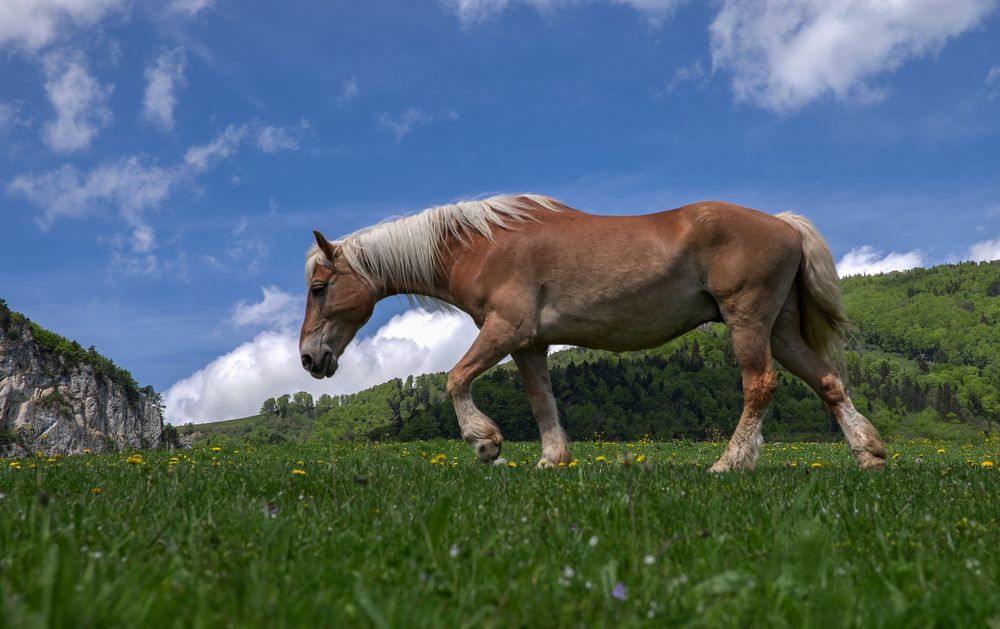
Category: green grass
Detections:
[{"x1": 2, "y1": 438, "x2": 999, "y2": 627}]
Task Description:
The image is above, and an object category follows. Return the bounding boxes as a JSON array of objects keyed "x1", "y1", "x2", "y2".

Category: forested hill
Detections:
[{"x1": 186, "y1": 261, "x2": 1000, "y2": 445}]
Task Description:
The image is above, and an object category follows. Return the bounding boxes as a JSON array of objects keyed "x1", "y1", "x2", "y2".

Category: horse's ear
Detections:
[{"x1": 313, "y1": 230, "x2": 337, "y2": 263}]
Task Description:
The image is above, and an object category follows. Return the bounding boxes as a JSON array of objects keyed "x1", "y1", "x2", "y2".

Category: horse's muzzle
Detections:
[{"x1": 301, "y1": 350, "x2": 338, "y2": 379}]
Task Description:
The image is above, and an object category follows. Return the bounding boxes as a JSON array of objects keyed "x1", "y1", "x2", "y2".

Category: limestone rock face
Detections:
[{"x1": 0, "y1": 323, "x2": 162, "y2": 456}]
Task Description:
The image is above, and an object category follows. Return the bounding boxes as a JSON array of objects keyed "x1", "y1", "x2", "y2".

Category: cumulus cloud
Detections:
[
  {"x1": 183, "y1": 124, "x2": 247, "y2": 171},
  {"x1": 8, "y1": 124, "x2": 264, "y2": 273},
  {"x1": 8, "y1": 157, "x2": 174, "y2": 227},
  {"x1": 448, "y1": 0, "x2": 686, "y2": 25},
  {"x1": 42, "y1": 55, "x2": 114, "y2": 153},
  {"x1": 967, "y1": 236, "x2": 1000, "y2": 262},
  {"x1": 0, "y1": 0, "x2": 125, "y2": 52},
  {"x1": 167, "y1": 0, "x2": 217, "y2": 16},
  {"x1": 8, "y1": 123, "x2": 289, "y2": 256},
  {"x1": 230, "y1": 286, "x2": 301, "y2": 330},
  {"x1": 142, "y1": 49, "x2": 187, "y2": 131},
  {"x1": 375, "y1": 108, "x2": 434, "y2": 142},
  {"x1": 709, "y1": 0, "x2": 999, "y2": 112},
  {"x1": 0, "y1": 101, "x2": 20, "y2": 131},
  {"x1": 653, "y1": 61, "x2": 705, "y2": 98},
  {"x1": 165, "y1": 308, "x2": 482, "y2": 423},
  {"x1": 338, "y1": 76, "x2": 360, "y2": 104},
  {"x1": 256, "y1": 125, "x2": 300, "y2": 153},
  {"x1": 837, "y1": 246, "x2": 924, "y2": 277}
]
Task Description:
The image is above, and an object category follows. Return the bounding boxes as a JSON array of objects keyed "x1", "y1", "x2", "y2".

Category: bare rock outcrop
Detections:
[{"x1": 0, "y1": 315, "x2": 162, "y2": 457}]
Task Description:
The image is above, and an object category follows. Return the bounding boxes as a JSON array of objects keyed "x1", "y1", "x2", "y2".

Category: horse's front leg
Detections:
[
  {"x1": 512, "y1": 350, "x2": 572, "y2": 468},
  {"x1": 446, "y1": 317, "x2": 522, "y2": 464}
]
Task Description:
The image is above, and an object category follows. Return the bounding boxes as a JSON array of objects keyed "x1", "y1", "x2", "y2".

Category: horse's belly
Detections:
[{"x1": 537, "y1": 287, "x2": 719, "y2": 351}]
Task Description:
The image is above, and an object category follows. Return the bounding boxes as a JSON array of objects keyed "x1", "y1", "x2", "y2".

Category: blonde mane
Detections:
[{"x1": 305, "y1": 194, "x2": 563, "y2": 308}]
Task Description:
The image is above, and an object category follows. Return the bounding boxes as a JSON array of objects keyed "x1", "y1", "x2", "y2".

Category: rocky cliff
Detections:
[{"x1": 0, "y1": 302, "x2": 162, "y2": 456}]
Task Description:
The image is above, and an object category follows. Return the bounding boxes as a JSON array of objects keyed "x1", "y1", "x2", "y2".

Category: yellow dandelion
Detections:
[
  {"x1": 557, "y1": 461, "x2": 567, "y2": 468},
  {"x1": 211, "y1": 447, "x2": 222, "y2": 453},
  {"x1": 595, "y1": 455, "x2": 608, "y2": 463},
  {"x1": 892, "y1": 452, "x2": 902, "y2": 460},
  {"x1": 83, "y1": 449, "x2": 92, "y2": 454},
  {"x1": 90, "y1": 487, "x2": 102, "y2": 495},
  {"x1": 168, "y1": 457, "x2": 180, "y2": 466},
  {"x1": 291, "y1": 469, "x2": 306, "y2": 475},
  {"x1": 636, "y1": 454, "x2": 646, "y2": 463},
  {"x1": 982, "y1": 461, "x2": 994, "y2": 469},
  {"x1": 937, "y1": 448, "x2": 946, "y2": 454},
  {"x1": 127, "y1": 454, "x2": 143, "y2": 465},
  {"x1": 429, "y1": 454, "x2": 446, "y2": 465},
  {"x1": 507, "y1": 461, "x2": 518, "y2": 468},
  {"x1": 568, "y1": 460, "x2": 578, "y2": 468},
  {"x1": 46, "y1": 457, "x2": 57, "y2": 464},
  {"x1": 810, "y1": 462, "x2": 823, "y2": 469},
  {"x1": 9, "y1": 461, "x2": 21, "y2": 470}
]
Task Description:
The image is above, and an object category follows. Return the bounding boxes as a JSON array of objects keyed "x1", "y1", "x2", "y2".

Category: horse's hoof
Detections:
[
  {"x1": 858, "y1": 454, "x2": 886, "y2": 471},
  {"x1": 475, "y1": 438, "x2": 502, "y2": 464},
  {"x1": 708, "y1": 460, "x2": 730, "y2": 473}
]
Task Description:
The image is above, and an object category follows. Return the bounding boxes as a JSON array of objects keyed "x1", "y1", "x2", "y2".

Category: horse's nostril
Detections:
[{"x1": 301, "y1": 354, "x2": 313, "y2": 370}]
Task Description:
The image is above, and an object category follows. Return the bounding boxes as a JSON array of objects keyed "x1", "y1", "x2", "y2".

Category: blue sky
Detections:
[{"x1": 1, "y1": 0, "x2": 999, "y2": 423}]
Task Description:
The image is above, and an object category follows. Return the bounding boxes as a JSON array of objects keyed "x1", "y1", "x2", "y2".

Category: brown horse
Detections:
[{"x1": 299, "y1": 194, "x2": 886, "y2": 471}]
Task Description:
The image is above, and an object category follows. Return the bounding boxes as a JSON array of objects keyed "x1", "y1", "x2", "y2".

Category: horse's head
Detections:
[{"x1": 299, "y1": 231, "x2": 376, "y2": 379}]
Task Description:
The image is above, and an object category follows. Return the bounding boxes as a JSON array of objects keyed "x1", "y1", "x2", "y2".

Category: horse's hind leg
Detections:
[
  {"x1": 710, "y1": 321, "x2": 778, "y2": 472},
  {"x1": 771, "y1": 311, "x2": 887, "y2": 470},
  {"x1": 512, "y1": 350, "x2": 572, "y2": 468},
  {"x1": 447, "y1": 317, "x2": 521, "y2": 464}
]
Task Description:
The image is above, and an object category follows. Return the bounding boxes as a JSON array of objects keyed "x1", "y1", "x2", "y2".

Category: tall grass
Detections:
[{"x1": 2, "y1": 438, "x2": 998, "y2": 627}]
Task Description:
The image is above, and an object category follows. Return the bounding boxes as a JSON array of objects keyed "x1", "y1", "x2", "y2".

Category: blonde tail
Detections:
[{"x1": 775, "y1": 212, "x2": 852, "y2": 375}]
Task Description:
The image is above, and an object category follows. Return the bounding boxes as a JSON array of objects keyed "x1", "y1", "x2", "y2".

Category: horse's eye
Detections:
[{"x1": 311, "y1": 283, "x2": 326, "y2": 297}]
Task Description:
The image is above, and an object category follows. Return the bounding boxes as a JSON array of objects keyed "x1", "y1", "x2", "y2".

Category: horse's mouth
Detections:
[
  {"x1": 310, "y1": 358, "x2": 338, "y2": 379},
  {"x1": 303, "y1": 352, "x2": 338, "y2": 379}
]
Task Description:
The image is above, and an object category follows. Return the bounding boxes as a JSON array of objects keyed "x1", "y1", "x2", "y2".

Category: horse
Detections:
[{"x1": 299, "y1": 194, "x2": 887, "y2": 471}]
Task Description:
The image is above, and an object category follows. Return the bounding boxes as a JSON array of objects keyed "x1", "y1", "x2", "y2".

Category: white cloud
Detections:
[
  {"x1": 168, "y1": 0, "x2": 217, "y2": 16},
  {"x1": 0, "y1": 101, "x2": 19, "y2": 131},
  {"x1": 230, "y1": 286, "x2": 300, "y2": 330},
  {"x1": 709, "y1": 0, "x2": 999, "y2": 112},
  {"x1": 654, "y1": 61, "x2": 705, "y2": 97},
  {"x1": 256, "y1": 125, "x2": 299, "y2": 152},
  {"x1": 8, "y1": 157, "x2": 175, "y2": 227},
  {"x1": 9, "y1": 123, "x2": 286, "y2": 253},
  {"x1": 0, "y1": 0, "x2": 125, "y2": 52},
  {"x1": 165, "y1": 308, "x2": 481, "y2": 423},
  {"x1": 967, "y1": 236, "x2": 1000, "y2": 262},
  {"x1": 375, "y1": 108, "x2": 434, "y2": 142},
  {"x1": 448, "y1": 0, "x2": 685, "y2": 25},
  {"x1": 142, "y1": 49, "x2": 187, "y2": 131},
  {"x1": 42, "y1": 55, "x2": 114, "y2": 153},
  {"x1": 338, "y1": 76, "x2": 359, "y2": 104},
  {"x1": 184, "y1": 124, "x2": 247, "y2": 171},
  {"x1": 837, "y1": 245, "x2": 924, "y2": 277},
  {"x1": 988, "y1": 65, "x2": 1000, "y2": 84}
]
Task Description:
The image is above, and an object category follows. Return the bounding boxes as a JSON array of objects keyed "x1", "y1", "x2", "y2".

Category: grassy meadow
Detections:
[{"x1": 2, "y1": 438, "x2": 999, "y2": 627}]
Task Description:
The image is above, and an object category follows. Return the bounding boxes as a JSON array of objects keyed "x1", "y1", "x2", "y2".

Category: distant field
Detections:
[{"x1": 2, "y1": 439, "x2": 998, "y2": 627}]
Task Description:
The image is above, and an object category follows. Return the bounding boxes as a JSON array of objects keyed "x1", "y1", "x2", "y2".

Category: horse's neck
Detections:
[{"x1": 374, "y1": 234, "x2": 465, "y2": 306}]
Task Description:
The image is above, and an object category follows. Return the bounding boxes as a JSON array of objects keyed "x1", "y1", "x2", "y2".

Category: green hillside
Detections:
[{"x1": 183, "y1": 261, "x2": 1000, "y2": 445}]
